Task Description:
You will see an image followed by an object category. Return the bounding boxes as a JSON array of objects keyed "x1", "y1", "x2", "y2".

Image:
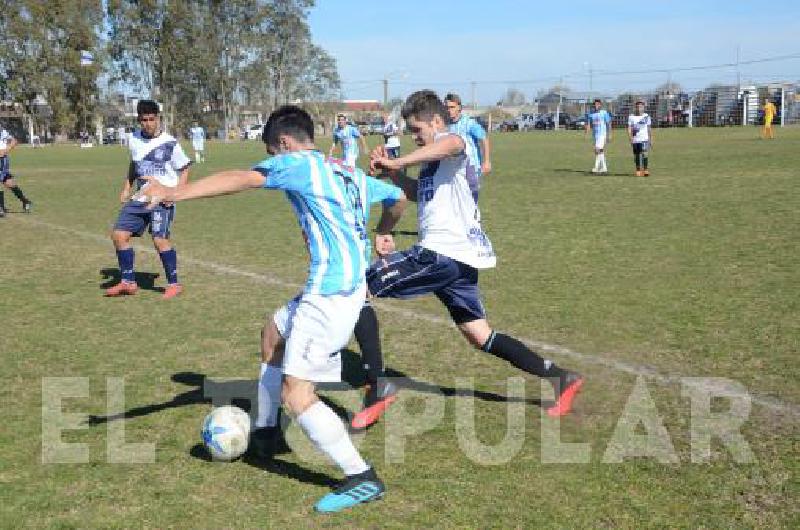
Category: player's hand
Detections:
[
  {"x1": 481, "y1": 161, "x2": 492, "y2": 175},
  {"x1": 0, "y1": 149, "x2": 7, "y2": 158},
  {"x1": 119, "y1": 192, "x2": 130, "y2": 204},
  {"x1": 374, "y1": 233, "x2": 395, "y2": 257},
  {"x1": 137, "y1": 176, "x2": 176, "y2": 209}
]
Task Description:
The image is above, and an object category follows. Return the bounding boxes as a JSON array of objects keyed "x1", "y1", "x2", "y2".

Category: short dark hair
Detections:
[
  {"x1": 593, "y1": 98, "x2": 602, "y2": 104},
  {"x1": 262, "y1": 105, "x2": 314, "y2": 147},
  {"x1": 137, "y1": 100, "x2": 159, "y2": 116},
  {"x1": 444, "y1": 93, "x2": 462, "y2": 106},
  {"x1": 402, "y1": 90, "x2": 448, "y2": 122}
]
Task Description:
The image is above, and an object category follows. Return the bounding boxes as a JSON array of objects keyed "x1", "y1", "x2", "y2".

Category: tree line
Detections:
[{"x1": 0, "y1": 0, "x2": 340, "y2": 138}]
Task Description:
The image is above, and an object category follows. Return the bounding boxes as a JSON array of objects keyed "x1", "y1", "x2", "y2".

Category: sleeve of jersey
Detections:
[
  {"x1": 365, "y1": 175, "x2": 402, "y2": 206},
  {"x1": 253, "y1": 154, "x2": 309, "y2": 192},
  {"x1": 171, "y1": 143, "x2": 192, "y2": 170},
  {"x1": 352, "y1": 127, "x2": 361, "y2": 138}
]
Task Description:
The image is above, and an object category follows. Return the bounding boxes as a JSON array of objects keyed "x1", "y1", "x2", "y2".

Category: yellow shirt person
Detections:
[{"x1": 763, "y1": 101, "x2": 777, "y2": 139}]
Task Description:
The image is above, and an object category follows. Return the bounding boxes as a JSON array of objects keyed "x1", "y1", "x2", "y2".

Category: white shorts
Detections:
[
  {"x1": 273, "y1": 283, "x2": 366, "y2": 382},
  {"x1": 192, "y1": 141, "x2": 205, "y2": 152},
  {"x1": 594, "y1": 135, "x2": 607, "y2": 150}
]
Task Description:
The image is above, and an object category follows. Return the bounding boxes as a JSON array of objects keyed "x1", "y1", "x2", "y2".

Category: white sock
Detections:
[
  {"x1": 297, "y1": 401, "x2": 369, "y2": 476},
  {"x1": 593, "y1": 154, "x2": 600, "y2": 170},
  {"x1": 600, "y1": 153, "x2": 607, "y2": 171},
  {"x1": 255, "y1": 363, "x2": 282, "y2": 428}
]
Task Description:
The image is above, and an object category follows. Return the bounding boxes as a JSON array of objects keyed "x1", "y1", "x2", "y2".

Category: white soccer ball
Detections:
[{"x1": 201, "y1": 406, "x2": 251, "y2": 461}]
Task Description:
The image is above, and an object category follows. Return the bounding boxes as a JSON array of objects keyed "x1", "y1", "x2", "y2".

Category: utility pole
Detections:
[
  {"x1": 471, "y1": 81, "x2": 477, "y2": 111},
  {"x1": 383, "y1": 79, "x2": 388, "y2": 107},
  {"x1": 556, "y1": 75, "x2": 563, "y2": 131}
]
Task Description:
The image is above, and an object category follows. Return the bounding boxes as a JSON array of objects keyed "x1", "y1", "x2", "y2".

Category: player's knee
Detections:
[
  {"x1": 152, "y1": 237, "x2": 171, "y2": 252},
  {"x1": 281, "y1": 377, "x2": 316, "y2": 415}
]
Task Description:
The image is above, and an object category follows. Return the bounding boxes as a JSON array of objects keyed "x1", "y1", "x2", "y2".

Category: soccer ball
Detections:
[{"x1": 201, "y1": 406, "x2": 251, "y2": 461}]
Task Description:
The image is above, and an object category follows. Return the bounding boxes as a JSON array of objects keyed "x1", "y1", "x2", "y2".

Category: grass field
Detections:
[{"x1": 1, "y1": 127, "x2": 798, "y2": 528}]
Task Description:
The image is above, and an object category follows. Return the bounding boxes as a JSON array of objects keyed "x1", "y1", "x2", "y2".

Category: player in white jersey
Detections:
[
  {"x1": 329, "y1": 114, "x2": 368, "y2": 167},
  {"x1": 189, "y1": 122, "x2": 206, "y2": 163},
  {"x1": 627, "y1": 100, "x2": 652, "y2": 177},
  {"x1": 0, "y1": 125, "x2": 33, "y2": 217},
  {"x1": 382, "y1": 113, "x2": 401, "y2": 159},
  {"x1": 585, "y1": 98, "x2": 613, "y2": 174},
  {"x1": 138, "y1": 105, "x2": 407, "y2": 514},
  {"x1": 105, "y1": 100, "x2": 192, "y2": 299},
  {"x1": 369, "y1": 90, "x2": 584, "y2": 418}
]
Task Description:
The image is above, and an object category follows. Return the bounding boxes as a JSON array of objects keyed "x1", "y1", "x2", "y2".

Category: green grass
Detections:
[{"x1": 1, "y1": 128, "x2": 798, "y2": 528}]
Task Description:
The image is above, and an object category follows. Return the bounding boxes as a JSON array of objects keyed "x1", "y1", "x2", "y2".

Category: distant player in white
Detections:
[
  {"x1": 0, "y1": 125, "x2": 33, "y2": 217},
  {"x1": 585, "y1": 98, "x2": 613, "y2": 174},
  {"x1": 329, "y1": 114, "x2": 367, "y2": 168},
  {"x1": 189, "y1": 122, "x2": 206, "y2": 163},
  {"x1": 382, "y1": 113, "x2": 401, "y2": 159},
  {"x1": 369, "y1": 90, "x2": 584, "y2": 418},
  {"x1": 627, "y1": 100, "x2": 652, "y2": 177}
]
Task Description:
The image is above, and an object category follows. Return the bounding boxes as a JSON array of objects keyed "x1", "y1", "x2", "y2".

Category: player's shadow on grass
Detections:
[
  {"x1": 99, "y1": 268, "x2": 164, "y2": 293},
  {"x1": 552, "y1": 168, "x2": 631, "y2": 177}
]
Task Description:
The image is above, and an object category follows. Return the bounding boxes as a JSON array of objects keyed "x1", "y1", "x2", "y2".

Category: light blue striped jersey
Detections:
[
  {"x1": 253, "y1": 150, "x2": 403, "y2": 295},
  {"x1": 332, "y1": 124, "x2": 361, "y2": 163},
  {"x1": 189, "y1": 126, "x2": 205, "y2": 142},
  {"x1": 448, "y1": 114, "x2": 486, "y2": 175},
  {"x1": 587, "y1": 109, "x2": 612, "y2": 138}
]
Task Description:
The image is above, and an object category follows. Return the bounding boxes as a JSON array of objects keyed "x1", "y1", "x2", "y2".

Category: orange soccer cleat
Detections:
[
  {"x1": 104, "y1": 281, "x2": 139, "y2": 297},
  {"x1": 162, "y1": 283, "x2": 184, "y2": 300}
]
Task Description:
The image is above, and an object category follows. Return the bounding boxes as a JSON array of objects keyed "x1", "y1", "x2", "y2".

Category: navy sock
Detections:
[
  {"x1": 116, "y1": 248, "x2": 135, "y2": 283},
  {"x1": 354, "y1": 302, "x2": 383, "y2": 384},
  {"x1": 11, "y1": 185, "x2": 28, "y2": 203},
  {"x1": 159, "y1": 249, "x2": 178, "y2": 285},
  {"x1": 0, "y1": 190, "x2": 4, "y2": 209},
  {"x1": 481, "y1": 331, "x2": 565, "y2": 380}
]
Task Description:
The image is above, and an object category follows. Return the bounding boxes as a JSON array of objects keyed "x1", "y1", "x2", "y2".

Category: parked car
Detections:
[
  {"x1": 368, "y1": 120, "x2": 385, "y2": 135},
  {"x1": 568, "y1": 115, "x2": 588, "y2": 130},
  {"x1": 498, "y1": 120, "x2": 519, "y2": 132},
  {"x1": 245, "y1": 124, "x2": 264, "y2": 140},
  {"x1": 515, "y1": 113, "x2": 538, "y2": 131}
]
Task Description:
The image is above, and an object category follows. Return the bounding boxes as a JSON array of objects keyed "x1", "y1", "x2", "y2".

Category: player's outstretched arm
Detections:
[
  {"x1": 139, "y1": 170, "x2": 266, "y2": 207},
  {"x1": 374, "y1": 191, "x2": 408, "y2": 256}
]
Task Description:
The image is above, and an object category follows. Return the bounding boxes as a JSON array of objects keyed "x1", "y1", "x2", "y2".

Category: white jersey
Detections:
[
  {"x1": 383, "y1": 122, "x2": 400, "y2": 149},
  {"x1": 416, "y1": 132, "x2": 496, "y2": 269},
  {"x1": 129, "y1": 130, "x2": 191, "y2": 194},
  {"x1": 628, "y1": 113, "x2": 651, "y2": 143},
  {"x1": 0, "y1": 128, "x2": 13, "y2": 150}
]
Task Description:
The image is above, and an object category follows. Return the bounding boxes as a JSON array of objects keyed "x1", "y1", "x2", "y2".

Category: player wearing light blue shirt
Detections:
[
  {"x1": 445, "y1": 93, "x2": 491, "y2": 201},
  {"x1": 329, "y1": 114, "x2": 367, "y2": 168},
  {"x1": 584, "y1": 99, "x2": 613, "y2": 173},
  {"x1": 138, "y1": 106, "x2": 406, "y2": 514}
]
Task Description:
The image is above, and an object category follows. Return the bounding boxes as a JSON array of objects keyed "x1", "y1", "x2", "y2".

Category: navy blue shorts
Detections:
[
  {"x1": 366, "y1": 245, "x2": 486, "y2": 324},
  {"x1": 114, "y1": 201, "x2": 175, "y2": 238},
  {"x1": 0, "y1": 156, "x2": 12, "y2": 183},
  {"x1": 386, "y1": 146, "x2": 400, "y2": 159}
]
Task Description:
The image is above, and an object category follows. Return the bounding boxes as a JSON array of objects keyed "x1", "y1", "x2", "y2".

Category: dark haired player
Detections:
[
  {"x1": 0, "y1": 124, "x2": 33, "y2": 217},
  {"x1": 105, "y1": 100, "x2": 191, "y2": 299},
  {"x1": 138, "y1": 105, "x2": 407, "y2": 514},
  {"x1": 369, "y1": 90, "x2": 584, "y2": 418}
]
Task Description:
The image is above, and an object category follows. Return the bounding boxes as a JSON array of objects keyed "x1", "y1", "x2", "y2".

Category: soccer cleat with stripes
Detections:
[
  {"x1": 351, "y1": 380, "x2": 398, "y2": 430},
  {"x1": 315, "y1": 467, "x2": 385, "y2": 513},
  {"x1": 547, "y1": 372, "x2": 585, "y2": 417}
]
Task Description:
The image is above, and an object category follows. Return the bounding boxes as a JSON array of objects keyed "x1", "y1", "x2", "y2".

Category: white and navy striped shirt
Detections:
[{"x1": 253, "y1": 151, "x2": 403, "y2": 295}]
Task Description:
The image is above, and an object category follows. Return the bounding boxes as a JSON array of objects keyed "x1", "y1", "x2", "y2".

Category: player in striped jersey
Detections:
[
  {"x1": 585, "y1": 98, "x2": 613, "y2": 174},
  {"x1": 138, "y1": 105, "x2": 407, "y2": 514},
  {"x1": 445, "y1": 93, "x2": 491, "y2": 202},
  {"x1": 329, "y1": 114, "x2": 368, "y2": 168}
]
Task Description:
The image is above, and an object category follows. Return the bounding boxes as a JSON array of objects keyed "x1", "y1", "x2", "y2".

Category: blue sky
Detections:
[{"x1": 308, "y1": 0, "x2": 800, "y2": 104}]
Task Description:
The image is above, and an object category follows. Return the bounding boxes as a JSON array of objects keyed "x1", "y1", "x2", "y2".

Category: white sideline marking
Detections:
[{"x1": 10, "y1": 215, "x2": 800, "y2": 420}]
